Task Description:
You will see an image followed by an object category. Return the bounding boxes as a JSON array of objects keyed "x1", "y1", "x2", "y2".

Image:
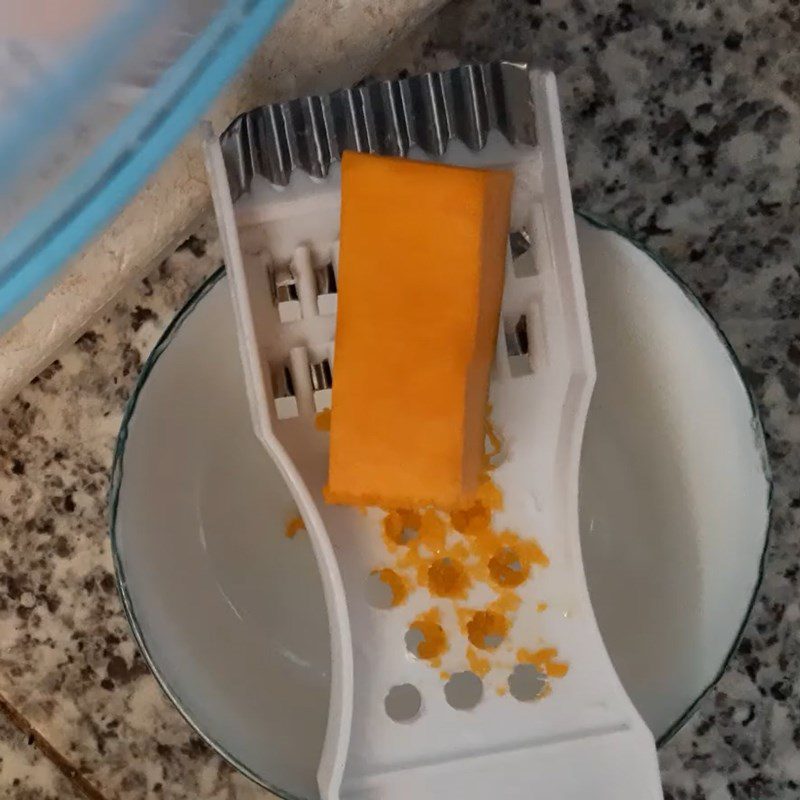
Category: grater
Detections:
[{"x1": 204, "y1": 63, "x2": 663, "y2": 800}]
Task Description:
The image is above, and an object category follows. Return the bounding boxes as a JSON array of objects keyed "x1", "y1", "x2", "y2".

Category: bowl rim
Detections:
[{"x1": 108, "y1": 212, "x2": 772, "y2": 796}]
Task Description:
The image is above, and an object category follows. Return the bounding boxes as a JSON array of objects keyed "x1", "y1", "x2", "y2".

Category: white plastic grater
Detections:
[{"x1": 203, "y1": 65, "x2": 663, "y2": 800}]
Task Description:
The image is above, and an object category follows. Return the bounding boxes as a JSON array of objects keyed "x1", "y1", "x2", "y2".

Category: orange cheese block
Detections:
[{"x1": 326, "y1": 151, "x2": 513, "y2": 510}]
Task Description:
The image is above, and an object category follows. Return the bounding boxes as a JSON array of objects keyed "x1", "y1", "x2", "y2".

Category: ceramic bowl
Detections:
[{"x1": 110, "y1": 215, "x2": 770, "y2": 798}]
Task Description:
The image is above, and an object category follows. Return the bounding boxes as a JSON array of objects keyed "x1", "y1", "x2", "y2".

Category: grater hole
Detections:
[
  {"x1": 315, "y1": 261, "x2": 338, "y2": 308},
  {"x1": 428, "y1": 557, "x2": 470, "y2": 598},
  {"x1": 404, "y1": 626, "x2": 425, "y2": 657},
  {"x1": 383, "y1": 510, "x2": 421, "y2": 545},
  {"x1": 398, "y1": 526, "x2": 418, "y2": 544},
  {"x1": 366, "y1": 569, "x2": 406, "y2": 609},
  {"x1": 270, "y1": 362, "x2": 299, "y2": 420},
  {"x1": 488, "y1": 547, "x2": 529, "y2": 588},
  {"x1": 508, "y1": 664, "x2": 547, "y2": 702},
  {"x1": 385, "y1": 684, "x2": 422, "y2": 723},
  {"x1": 504, "y1": 314, "x2": 533, "y2": 377},
  {"x1": 269, "y1": 266, "x2": 303, "y2": 323},
  {"x1": 466, "y1": 610, "x2": 508, "y2": 651},
  {"x1": 405, "y1": 618, "x2": 446, "y2": 661},
  {"x1": 510, "y1": 229, "x2": 531, "y2": 259},
  {"x1": 509, "y1": 229, "x2": 536, "y2": 278},
  {"x1": 444, "y1": 671, "x2": 483, "y2": 710}
]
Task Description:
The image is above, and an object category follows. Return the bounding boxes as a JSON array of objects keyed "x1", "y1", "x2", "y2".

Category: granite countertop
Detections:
[{"x1": 1, "y1": 1, "x2": 798, "y2": 798}]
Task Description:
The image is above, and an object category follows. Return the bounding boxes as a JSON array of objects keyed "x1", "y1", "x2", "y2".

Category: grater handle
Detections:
[{"x1": 340, "y1": 724, "x2": 662, "y2": 800}]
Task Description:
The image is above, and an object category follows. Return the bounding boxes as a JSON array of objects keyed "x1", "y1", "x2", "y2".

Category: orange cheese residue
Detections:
[
  {"x1": 455, "y1": 606, "x2": 475, "y2": 635},
  {"x1": 490, "y1": 590, "x2": 522, "y2": 616},
  {"x1": 382, "y1": 509, "x2": 422, "y2": 547},
  {"x1": 416, "y1": 509, "x2": 447, "y2": 555},
  {"x1": 475, "y1": 476, "x2": 503, "y2": 510},
  {"x1": 409, "y1": 608, "x2": 447, "y2": 664},
  {"x1": 517, "y1": 647, "x2": 570, "y2": 679},
  {"x1": 450, "y1": 501, "x2": 492, "y2": 536},
  {"x1": 487, "y1": 534, "x2": 549, "y2": 588},
  {"x1": 285, "y1": 516, "x2": 304, "y2": 539},
  {"x1": 315, "y1": 408, "x2": 332, "y2": 431},
  {"x1": 466, "y1": 610, "x2": 509, "y2": 650},
  {"x1": 485, "y1": 416, "x2": 503, "y2": 463},
  {"x1": 466, "y1": 647, "x2": 491, "y2": 678},
  {"x1": 428, "y1": 557, "x2": 471, "y2": 599},
  {"x1": 488, "y1": 546, "x2": 530, "y2": 588},
  {"x1": 357, "y1": 412, "x2": 557, "y2": 689}
]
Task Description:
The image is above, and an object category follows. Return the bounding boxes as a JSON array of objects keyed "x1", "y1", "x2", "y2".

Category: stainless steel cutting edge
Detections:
[{"x1": 219, "y1": 60, "x2": 537, "y2": 199}]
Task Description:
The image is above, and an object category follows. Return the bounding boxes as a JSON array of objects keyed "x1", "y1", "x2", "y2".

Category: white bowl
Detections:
[{"x1": 110, "y1": 215, "x2": 770, "y2": 798}]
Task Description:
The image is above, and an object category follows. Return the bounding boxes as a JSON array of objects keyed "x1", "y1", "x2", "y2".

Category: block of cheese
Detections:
[{"x1": 326, "y1": 152, "x2": 513, "y2": 510}]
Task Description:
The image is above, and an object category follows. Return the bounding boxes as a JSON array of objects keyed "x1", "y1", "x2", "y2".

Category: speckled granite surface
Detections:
[
  {"x1": 0, "y1": 713, "x2": 82, "y2": 800},
  {"x1": 0, "y1": 228, "x2": 272, "y2": 799},
  {"x1": 0, "y1": 1, "x2": 798, "y2": 798}
]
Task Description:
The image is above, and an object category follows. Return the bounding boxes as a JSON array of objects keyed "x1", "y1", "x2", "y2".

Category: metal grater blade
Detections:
[{"x1": 219, "y1": 61, "x2": 537, "y2": 200}]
